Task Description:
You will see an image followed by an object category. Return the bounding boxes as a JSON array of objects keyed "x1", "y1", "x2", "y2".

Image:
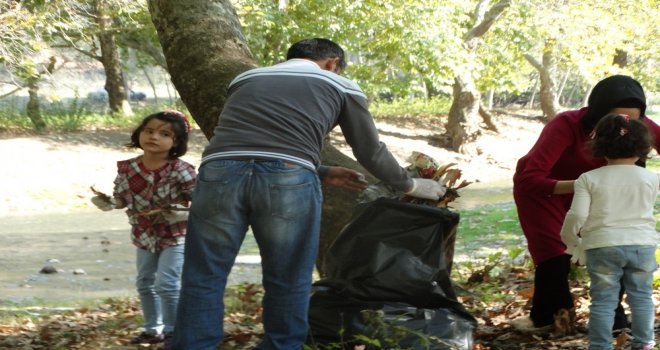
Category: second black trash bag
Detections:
[
  {"x1": 318, "y1": 197, "x2": 461, "y2": 305},
  {"x1": 308, "y1": 286, "x2": 475, "y2": 350}
]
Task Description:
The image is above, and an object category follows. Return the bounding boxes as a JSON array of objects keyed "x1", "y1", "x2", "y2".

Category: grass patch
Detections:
[
  {"x1": 0, "y1": 102, "x2": 191, "y2": 133},
  {"x1": 454, "y1": 203, "x2": 525, "y2": 262},
  {"x1": 370, "y1": 96, "x2": 451, "y2": 119}
]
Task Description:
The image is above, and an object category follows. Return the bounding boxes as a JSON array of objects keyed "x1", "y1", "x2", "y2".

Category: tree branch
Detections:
[
  {"x1": 523, "y1": 53, "x2": 543, "y2": 70},
  {"x1": 0, "y1": 87, "x2": 23, "y2": 99},
  {"x1": 119, "y1": 34, "x2": 167, "y2": 68},
  {"x1": 465, "y1": 0, "x2": 511, "y2": 42}
]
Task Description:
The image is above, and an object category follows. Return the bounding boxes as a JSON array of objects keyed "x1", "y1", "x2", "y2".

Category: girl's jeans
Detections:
[
  {"x1": 586, "y1": 245, "x2": 657, "y2": 350},
  {"x1": 136, "y1": 244, "x2": 184, "y2": 334},
  {"x1": 173, "y1": 159, "x2": 322, "y2": 350}
]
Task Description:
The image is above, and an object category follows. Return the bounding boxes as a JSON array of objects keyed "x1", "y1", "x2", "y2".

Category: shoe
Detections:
[
  {"x1": 161, "y1": 332, "x2": 173, "y2": 350},
  {"x1": 130, "y1": 331, "x2": 165, "y2": 344},
  {"x1": 510, "y1": 316, "x2": 553, "y2": 335},
  {"x1": 630, "y1": 344, "x2": 653, "y2": 350}
]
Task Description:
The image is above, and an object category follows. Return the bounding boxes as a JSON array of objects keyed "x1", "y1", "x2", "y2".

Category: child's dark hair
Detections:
[
  {"x1": 590, "y1": 113, "x2": 653, "y2": 161},
  {"x1": 127, "y1": 110, "x2": 190, "y2": 159}
]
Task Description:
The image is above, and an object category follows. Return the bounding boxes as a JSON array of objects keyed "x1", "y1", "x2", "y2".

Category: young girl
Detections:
[
  {"x1": 560, "y1": 114, "x2": 658, "y2": 350},
  {"x1": 91, "y1": 110, "x2": 197, "y2": 346}
]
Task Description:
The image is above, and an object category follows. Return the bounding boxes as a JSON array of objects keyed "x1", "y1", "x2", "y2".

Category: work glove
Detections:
[
  {"x1": 568, "y1": 242, "x2": 587, "y2": 266},
  {"x1": 405, "y1": 178, "x2": 447, "y2": 201},
  {"x1": 162, "y1": 205, "x2": 189, "y2": 224},
  {"x1": 91, "y1": 196, "x2": 116, "y2": 211}
]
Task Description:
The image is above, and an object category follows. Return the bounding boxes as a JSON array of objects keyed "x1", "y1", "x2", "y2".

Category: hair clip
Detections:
[
  {"x1": 620, "y1": 127, "x2": 628, "y2": 136},
  {"x1": 618, "y1": 114, "x2": 630, "y2": 123},
  {"x1": 164, "y1": 110, "x2": 191, "y2": 133},
  {"x1": 589, "y1": 129, "x2": 596, "y2": 140}
]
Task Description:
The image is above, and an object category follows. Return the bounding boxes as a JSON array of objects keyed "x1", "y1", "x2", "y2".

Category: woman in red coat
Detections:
[{"x1": 512, "y1": 75, "x2": 660, "y2": 331}]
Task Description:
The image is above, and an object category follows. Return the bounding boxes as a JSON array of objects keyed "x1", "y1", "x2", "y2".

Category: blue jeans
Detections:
[
  {"x1": 586, "y1": 245, "x2": 657, "y2": 350},
  {"x1": 173, "y1": 159, "x2": 322, "y2": 350},
  {"x1": 136, "y1": 244, "x2": 184, "y2": 334}
]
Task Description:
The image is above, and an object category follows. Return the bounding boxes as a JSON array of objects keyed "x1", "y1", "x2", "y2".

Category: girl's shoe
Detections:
[
  {"x1": 130, "y1": 331, "x2": 165, "y2": 344},
  {"x1": 630, "y1": 344, "x2": 653, "y2": 350}
]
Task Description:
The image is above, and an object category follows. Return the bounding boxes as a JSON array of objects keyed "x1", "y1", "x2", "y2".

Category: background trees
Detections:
[{"x1": 2, "y1": 0, "x2": 657, "y2": 125}]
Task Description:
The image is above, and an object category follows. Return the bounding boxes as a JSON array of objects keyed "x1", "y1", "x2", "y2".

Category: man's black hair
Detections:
[{"x1": 286, "y1": 38, "x2": 347, "y2": 72}]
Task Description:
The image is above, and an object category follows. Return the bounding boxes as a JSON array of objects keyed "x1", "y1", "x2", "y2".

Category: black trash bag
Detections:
[
  {"x1": 309, "y1": 197, "x2": 476, "y2": 348},
  {"x1": 318, "y1": 197, "x2": 461, "y2": 304},
  {"x1": 308, "y1": 286, "x2": 475, "y2": 350}
]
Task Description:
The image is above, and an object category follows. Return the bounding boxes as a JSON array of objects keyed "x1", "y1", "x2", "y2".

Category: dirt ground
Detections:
[{"x1": 0, "y1": 112, "x2": 541, "y2": 216}]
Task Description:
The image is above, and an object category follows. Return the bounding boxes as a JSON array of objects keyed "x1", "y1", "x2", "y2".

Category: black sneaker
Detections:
[{"x1": 130, "y1": 331, "x2": 165, "y2": 344}]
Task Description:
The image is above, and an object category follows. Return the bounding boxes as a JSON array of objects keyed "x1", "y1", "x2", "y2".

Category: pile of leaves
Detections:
[{"x1": 402, "y1": 151, "x2": 472, "y2": 208}]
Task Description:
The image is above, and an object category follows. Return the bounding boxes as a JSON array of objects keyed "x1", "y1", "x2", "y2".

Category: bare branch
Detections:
[
  {"x1": 524, "y1": 53, "x2": 543, "y2": 70},
  {"x1": 0, "y1": 87, "x2": 24, "y2": 99},
  {"x1": 465, "y1": 0, "x2": 511, "y2": 43}
]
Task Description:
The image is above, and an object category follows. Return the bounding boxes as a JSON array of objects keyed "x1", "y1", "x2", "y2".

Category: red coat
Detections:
[{"x1": 513, "y1": 108, "x2": 660, "y2": 264}]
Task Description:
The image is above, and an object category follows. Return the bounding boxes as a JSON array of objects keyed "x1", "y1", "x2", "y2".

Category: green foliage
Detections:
[
  {"x1": 231, "y1": 0, "x2": 658, "y2": 102},
  {"x1": 232, "y1": 0, "x2": 470, "y2": 97},
  {"x1": 369, "y1": 96, "x2": 452, "y2": 119}
]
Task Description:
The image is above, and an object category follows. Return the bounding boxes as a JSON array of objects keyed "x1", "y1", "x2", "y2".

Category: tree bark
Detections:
[
  {"x1": 445, "y1": 75, "x2": 482, "y2": 152},
  {"x1": 524, "y1": 40, "x2": 560, "y2": 121},
  {"x1": 148, "y1": 0, "x2": 257, "y2": 139},
  {"x1": 443, "y1": 0, "x2": 508, "y2": 153},
  {"x1": 95, "y1": 0, "x2": 132, "y2": 116},
  {"x1": 26, "y1": 77, "x2": 46, "y2": 131}
]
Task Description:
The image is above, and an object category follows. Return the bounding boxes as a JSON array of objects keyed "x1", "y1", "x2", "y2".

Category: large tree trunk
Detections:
[
  {"x1": 148, "y1": 0, "x2": 257, "y2": 139},
  {"x1": 441, "y1": 0, "x2": 508, "y2": 153},
  {"x1": 524, "y1": 40, "x2": 560, "y2": 121},
  {"x1": 95, "y1": 0, "x2": 132, "y2": 116},
  {"x1": 148, "y1": 0, "x2": 371, "y2": 276},
  {"x1": 26, "y1": 77, "x2": 46, "y2": 131},
  {"x1": 444, "y1": 75, "x2": 482, "y2": 152}
]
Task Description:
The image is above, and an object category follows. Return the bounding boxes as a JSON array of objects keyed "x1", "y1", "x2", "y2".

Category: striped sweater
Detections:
[{"x1": 202, "y1": 58, "x2": 412, "y2": 190}]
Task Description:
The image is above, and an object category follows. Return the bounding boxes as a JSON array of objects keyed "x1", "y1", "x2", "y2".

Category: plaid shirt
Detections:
[{"x1": 113, "y1": 156, "x2": 196, "y2": 252}]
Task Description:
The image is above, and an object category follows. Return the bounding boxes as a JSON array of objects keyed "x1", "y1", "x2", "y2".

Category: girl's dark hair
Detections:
[
  {"x1": 126, "y1": 111, "x2": 190, "y2": 159},
  {"x1": 286, "y1": 38, "x2": 347, "y2": 72},
  {"x1": 590, "y1": 113, "x2": 652, "y2": 161}
]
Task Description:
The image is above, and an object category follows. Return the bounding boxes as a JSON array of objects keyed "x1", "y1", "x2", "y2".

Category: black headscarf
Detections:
[{"x1": 581, "y1": 75, "x2": 647, "y2": 134}]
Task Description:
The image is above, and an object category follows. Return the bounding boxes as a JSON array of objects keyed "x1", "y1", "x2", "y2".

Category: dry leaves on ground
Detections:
[{"x1": 2, "y1": 264, "x2": 657, "y2": 350}]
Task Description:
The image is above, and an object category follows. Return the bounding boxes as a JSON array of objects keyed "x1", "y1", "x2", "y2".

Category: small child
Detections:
[
  {"x1": 91, "y1": 110, "x2": 197, "y2": 347},
  {"x1": 560, "y1": 113, "x2": 658, "y2": 350}
]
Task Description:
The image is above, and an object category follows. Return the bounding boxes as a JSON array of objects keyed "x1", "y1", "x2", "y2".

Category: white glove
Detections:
[
  {"x1": 91, "y1": 196, "x2": 116, "y2": 211},
  {"x1": 570, "y1": 244, "x2": 587, "y2": 266},
  {"x1": 405, "y1": 178, "x2": 447, "y2": 200},
  {"x1": 162, "y1": 205, "x2": 189, "y2": 224}
]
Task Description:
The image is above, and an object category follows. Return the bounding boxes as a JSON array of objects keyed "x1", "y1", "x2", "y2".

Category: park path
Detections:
[{"x1": 0, "y1": 210, "x2": 262, "y2": 306}]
